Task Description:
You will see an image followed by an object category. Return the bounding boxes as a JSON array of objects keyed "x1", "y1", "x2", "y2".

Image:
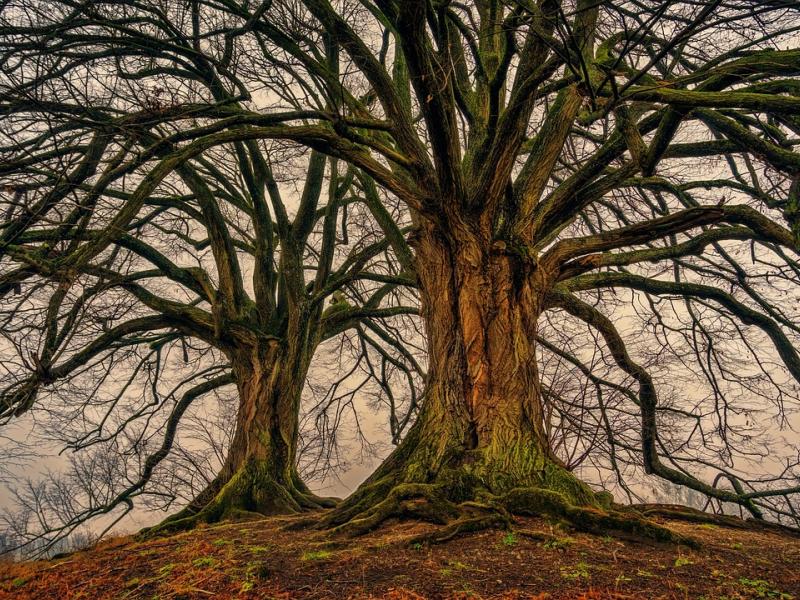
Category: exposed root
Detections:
[
  {"x1": 329, "y1": 483, "x2": 460, "y2": 537},
  {"x1": 408, "y1": 501, "x2": 513, "y2": 545},
  {"x1": 632, "y1": 503, "x2": 800, "y2": 538},
  {"x1": 503, "y1": 488, "x2": 699, "y2": 548},
  {"x1": 140, "y1": 512, "x2": 203, "y2": 538},
  {"x1": 324, "y1": 480, "x2": 698, "y2": 549},
  {"x1": 141, "y1": 463, "x2": 337, "y2": 539}
]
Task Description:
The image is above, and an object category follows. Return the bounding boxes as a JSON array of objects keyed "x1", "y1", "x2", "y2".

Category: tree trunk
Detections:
[
  {"x1": 153, "y1": 337, "x2": 335, "y2": 533},
  {"x1": 325, "y1": 221, "x2": 602, "y2": 531}
]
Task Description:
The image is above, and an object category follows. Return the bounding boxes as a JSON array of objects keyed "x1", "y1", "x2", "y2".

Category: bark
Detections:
[
  {"x1": 152, "y1": 335, "x2": 335, "y2": 534},
  {"x1": 325, "y1": 221, "x2": 601, "y2": 532}
]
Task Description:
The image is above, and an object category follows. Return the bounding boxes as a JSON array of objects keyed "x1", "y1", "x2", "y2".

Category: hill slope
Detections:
[{"x1": 1, "y1": 512, "x2": 798, "y2": 599}]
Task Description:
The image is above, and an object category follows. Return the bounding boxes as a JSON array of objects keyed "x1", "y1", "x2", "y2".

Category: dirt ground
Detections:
[{"x1": 1, "y1": 511, "x2": 798, "y2": 599}]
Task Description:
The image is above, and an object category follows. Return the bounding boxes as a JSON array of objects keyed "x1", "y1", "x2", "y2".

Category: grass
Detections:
[
  {"x1": 500, "y1": 532, "x2": 517, "y2": 547},
  {"x1": 2, "y1": 512, "x2": 799, "y2": 600},
  {"x1": 674, "y1": 556, "x2": 693, "y2": 568},
  {"x1": 301, "y1": 549, "x2": 333, "y2": 561},
  {"x1": 738, "y1": 577, "x2": 794, "y2": 599},
  {"x1": 542, "y1": 536, "x2": 575, "y2": 550},
  {"x1": 192, "y1": 556, "x2": 219, "y2": 568},
  {"x1": 560, "y1": 561, "x2": 591, "y2": 581}
]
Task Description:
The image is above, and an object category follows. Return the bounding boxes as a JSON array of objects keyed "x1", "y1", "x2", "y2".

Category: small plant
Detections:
[
  {"x1": 698, "y1": 523, "x2": 718, "y2": 530},
  {"x1": 710, "y1": 568, "x2": 728, "y2": 579},
  {"x1": 301, "y1": 549, "x2": 333, "y2": 561},
  {"x1": 11, "y1": 577, "x2": 27, "y2": 588},
  {"x1": 731, "y1": 542, "x2": 745, "y2": 551},
  {"x1": 456, "y1": 583, "x2": 477, "y2": 597},
  {"x1": 192, "y1": 556, "x2": 219, "y2": 568},
  {"x1": 411, "y1": 542, "x2": 423, "y2": 551},
  {"x1": 739, "y1": 577, "x2": 794, "y2": 599},
  {"x1": 501, "y1": 532, "x2": 517, "y2": 547},
  {"x1": 441, "y1": 560, "x2": 471, "y2": 577},
  {"x1": 213, "y1": 538, "x2": 234, "y2": 546},
  {"x1": 543, "y1": 536, "x2": 574, "y2": 550},
  {"x1": 246, "y1": 561, "x2": 271, "y2": 580},
  {"x1": 615, "y1": 573, "x2": 632, "y2": 586},
  {"x1": 240, "y1": 581, "x2": 255, "y2": 593},
  {"x1": 561, "y1": 561, "x2": 590, "y2": 581},
  {"x1": 674, "y1": 556, "x2": 693, "y2": 568},
  {"x1": 158, "y1": 563, "x2": 176, "y2": 577},
  {"x1": 247, "y1": 545, "x2": 271, "y2": 554}
]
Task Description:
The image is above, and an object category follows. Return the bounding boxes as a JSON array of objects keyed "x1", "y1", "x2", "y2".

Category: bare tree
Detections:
[
  {"x1": 0, "y1": 1, "x2": 420, "y2": 552},
  {"x1": 2, "y1": 0, "x2": 800, "y2": 545}
]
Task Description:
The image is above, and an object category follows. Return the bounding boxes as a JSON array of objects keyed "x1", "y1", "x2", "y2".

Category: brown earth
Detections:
[{"x1": 1, "y1": 512, "x2": 798, "y2": 599}]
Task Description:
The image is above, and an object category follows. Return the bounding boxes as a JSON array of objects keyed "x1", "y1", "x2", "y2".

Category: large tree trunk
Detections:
[
  {"x1": 152, "y1": 336, "x2": 335, "y2": 533},
  {"x1": 324, "y1": 221, "x2": 609, "y2": 534}
]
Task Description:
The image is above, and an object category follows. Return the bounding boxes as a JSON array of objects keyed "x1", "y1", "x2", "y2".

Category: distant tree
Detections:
[{"x1": 2, "y1": 0, "x2": 800, "y2": 544}]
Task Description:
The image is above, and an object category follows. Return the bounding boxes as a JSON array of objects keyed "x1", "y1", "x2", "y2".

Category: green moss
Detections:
[
  {"x1": 501, "y1": 532, "x2": 517, "y2": 546},
  {"x1": 192, "y1": 556, "x2": 219, "y2": 568},
  {"x1": 213, "y1": 538, "x2": 234, "y2": 546},
  {"x1": 301, "y1": 550, "x2": 333, "y2": 561},
  {"x1": 595, "y1": 490, "x2": 615, "y2": 509},
  {"x1": 561, "y1": 561, "x2": 591, "y2": 581}
]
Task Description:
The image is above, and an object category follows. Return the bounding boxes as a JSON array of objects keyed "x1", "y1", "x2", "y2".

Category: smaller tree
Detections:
[{"x1": 0, "y1": 52, "x2": 419, "y2": 547}]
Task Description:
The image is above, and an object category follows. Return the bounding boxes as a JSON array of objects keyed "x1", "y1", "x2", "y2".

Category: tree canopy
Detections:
[{"x1": 1, "y1": 0, "x2": 800, "y2": 552}]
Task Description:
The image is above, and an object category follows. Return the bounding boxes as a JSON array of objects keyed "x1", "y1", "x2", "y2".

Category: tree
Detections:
[
  {"x1": 0, "y1": 1, "x2": 420, "y2": 544},
  {"x1": 3, "y1": 0, "x2": 800, "y2": 542}
]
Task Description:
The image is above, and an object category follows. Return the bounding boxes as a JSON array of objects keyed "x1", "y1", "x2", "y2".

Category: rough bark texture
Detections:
[
  {"x1": 150, "y1": 332, "x2": 334, "y2": 535},
  {"x1": 322, "y1": 222, "x2": 689, "y2": 545},
  {"x1": 324, "y1": 225, "x2": 596, "y2": 525}
]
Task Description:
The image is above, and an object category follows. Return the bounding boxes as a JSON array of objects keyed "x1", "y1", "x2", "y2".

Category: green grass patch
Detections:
[
  {"x1": 561, "y1": 561, "x2": 590, "y2": 581},
  {"x1": 192, "y1": 556, "x2": 219, "y2": 568},
  {"x1": 301, "y1": 550, "x2": 333, "y2": 561},
  {"x1": 543, "y1": 536, "x2": 575, "y2": 550},
  {"x1": 739, "y1": 577, "x2": 794, "y2": 599},
  {"x1": 501, "y1": 532, "x2": 517, "y2": 547}
]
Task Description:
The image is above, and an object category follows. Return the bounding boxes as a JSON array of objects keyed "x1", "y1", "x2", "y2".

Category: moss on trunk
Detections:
[
  {"x1": 322, "y1": 227, "x2": 691, "y2": 547},
  {"x1": 146, "y1": 340, "x2": 336, "y2": 537}
]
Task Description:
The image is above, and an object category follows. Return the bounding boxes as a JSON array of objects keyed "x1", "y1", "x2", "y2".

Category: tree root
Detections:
[
  {"x1": 322, "y1": 482, "x2": 699, "y2": 549},
  {"x1": 140, "y1": 467, "x2": 338, "y2": 539},
  {"x1": 408, "y1": 501, "x2": 513, "y2": 545},
  {"x1": 503, "y1": 487, "x2": 699, "y2": 548},
  {"x1": 329, "y1": 483, "x2": 460, "y2": 537},
  {"x1": 631, "y1": 503, "x2": 800, "y2": 538}
]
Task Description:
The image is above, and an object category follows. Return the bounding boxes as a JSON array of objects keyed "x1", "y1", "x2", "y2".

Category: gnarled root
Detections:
[
  {"x1": 503, "y1": 488, "x2": 698, "y2": 548},
  {"x1": 408, "y1": 501, "x2": 514, "y2": 545},
  {"x1": 328, "y1": 483, "x2": 461, "y2": 537},
  {"x1": 323, "y1": 481, "x2": 698, "y2": 548},
  {"x1": 632, "y1": 503, "x2": 800, "y2": 538},
  {"x1": 141, "y1": 462, "x2": 338, "y2": 539}
]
